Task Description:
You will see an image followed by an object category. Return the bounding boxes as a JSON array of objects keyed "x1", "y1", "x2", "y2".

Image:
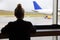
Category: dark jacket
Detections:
[{"x1": 1, "y1": 19, "x2": 36, "y2": 40}]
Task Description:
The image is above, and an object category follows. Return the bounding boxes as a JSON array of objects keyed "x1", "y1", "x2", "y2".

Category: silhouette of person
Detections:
[{"x1": 1, "y1": 4, "x2": 36, "y2": 40}]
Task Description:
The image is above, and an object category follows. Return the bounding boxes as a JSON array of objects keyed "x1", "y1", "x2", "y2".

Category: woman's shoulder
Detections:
[{"x1": 24, "y1": 20, "x2": 32, "y2": 25}]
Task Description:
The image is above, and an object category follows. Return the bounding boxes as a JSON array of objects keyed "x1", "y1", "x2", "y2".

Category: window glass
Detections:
[{"x1": 0, "y1": 0, "x2": 53, "y2": 31}]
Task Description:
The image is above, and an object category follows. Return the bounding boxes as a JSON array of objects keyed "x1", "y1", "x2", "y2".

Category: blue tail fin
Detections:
[{"x1": 33, "y1": 1, "x2": 42, "y2": 10}]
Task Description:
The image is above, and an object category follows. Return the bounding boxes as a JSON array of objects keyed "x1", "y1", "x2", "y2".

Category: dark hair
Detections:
[{"x1": 14, "y1": 4, "x2": 24, "y2": 19}]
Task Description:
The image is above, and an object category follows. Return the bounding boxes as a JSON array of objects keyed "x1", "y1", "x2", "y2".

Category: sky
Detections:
[
  {"x1": 0, "y1": 0, "x2": 34, "y2": 11},
  {"x1": 0, "y1": 0, "x2": 59, "y2": 12}
]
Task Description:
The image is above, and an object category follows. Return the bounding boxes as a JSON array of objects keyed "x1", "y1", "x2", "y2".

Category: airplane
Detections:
[{"x1": 32, "y1": 1, "x2": 59, "y2": 19}]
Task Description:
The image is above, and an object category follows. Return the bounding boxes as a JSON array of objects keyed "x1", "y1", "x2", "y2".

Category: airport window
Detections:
[{"x1": 0, "y1": 0, "x2": 59, "y2": 30}]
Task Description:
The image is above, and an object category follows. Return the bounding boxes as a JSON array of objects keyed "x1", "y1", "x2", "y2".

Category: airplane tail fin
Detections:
[{"x1": 33, "y1": 1, "x2": 42, "y2": 10}]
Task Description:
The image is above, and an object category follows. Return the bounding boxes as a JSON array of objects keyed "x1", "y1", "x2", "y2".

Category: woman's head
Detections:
[{"x1": 14, "y1": 4, "x2": 24, "y2": 19}]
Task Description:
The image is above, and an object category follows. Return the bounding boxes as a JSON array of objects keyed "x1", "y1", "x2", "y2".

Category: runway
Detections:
[
  {"x1": 0, "y1": 16, "x2": 60, "y2": 31},
  {"x1": 0, "y1": 16, "x2": 52, "y2": 30}
]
